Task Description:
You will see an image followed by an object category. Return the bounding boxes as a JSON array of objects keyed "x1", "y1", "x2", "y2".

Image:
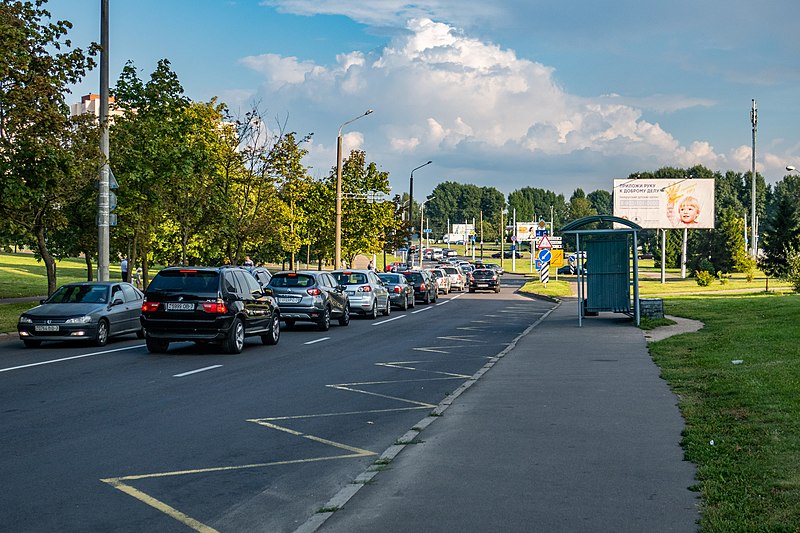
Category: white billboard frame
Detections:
[{"x1": 613, "y1": 178, "x2": 715, "y2": 229}]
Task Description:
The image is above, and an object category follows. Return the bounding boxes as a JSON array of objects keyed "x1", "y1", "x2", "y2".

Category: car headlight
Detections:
[
  {"x1": 19, "y1": 316, "x2": 33, "y2": 324},
  {"x1": 65, "y1": 315, "x2": 92, "y2": 324}
]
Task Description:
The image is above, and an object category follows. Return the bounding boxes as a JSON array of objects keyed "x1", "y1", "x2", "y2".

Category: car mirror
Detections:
[
  {"x1": 337, "y1": 284, "x2": 347, "y2": 291},
  {"x1": 111, "y1": 296, "x2": 124, "y2": 306},
  {"x1": 40, "y1": 299, "x2": 46, "y2": 304},
  {"x1": 262, "y1": 287, "x2": 273, "y2": 297}
]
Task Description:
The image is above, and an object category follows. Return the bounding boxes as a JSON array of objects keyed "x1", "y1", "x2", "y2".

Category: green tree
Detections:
[
  {"x1": 760, "y1": 174, "x2": 800, "y2": 277},
  {"x1": 567, "y1": 188, "x2": 597, "y2": 222},
  {"x1": 587, "y1": 189, "x2": 612, "y2": 215},
  {"x1": 0, "y1": 1, "x2": 99, "y2": 293},
  {"x1": 271, "y1": 132, "x2": 312, "y2": 270}
]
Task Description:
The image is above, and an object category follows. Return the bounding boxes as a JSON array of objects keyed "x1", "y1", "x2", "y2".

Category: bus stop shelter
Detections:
[{"x1": 561, "y1": 215, "x2": 642, "y2": 326}]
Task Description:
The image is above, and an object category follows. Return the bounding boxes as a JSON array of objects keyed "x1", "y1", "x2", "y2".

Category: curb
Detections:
[{"x1": 293, "y1": 299, "x2": 561, "y2": 533}]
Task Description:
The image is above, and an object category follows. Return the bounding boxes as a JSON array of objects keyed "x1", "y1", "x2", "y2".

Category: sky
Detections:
[{"x1": 50, "y1": 0, "x2": 800, "y2": 201}]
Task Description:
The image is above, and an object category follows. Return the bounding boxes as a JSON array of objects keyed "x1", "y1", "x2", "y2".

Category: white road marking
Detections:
[
  {"x1": 173, "y1": 365, "x2": 223, "y2": 378},
  {"x1": 0, "y1": 344, "x2": 144, "y2": 374},
  {"x1": 411, "y1": 307, "x2": 431, "y2": 314},
  {"x1": 373, "y1": 315, "x2": 406, "y2": 326},
  {"x1": 304, "y1": 337, "x2": 331, "y2": 345}
]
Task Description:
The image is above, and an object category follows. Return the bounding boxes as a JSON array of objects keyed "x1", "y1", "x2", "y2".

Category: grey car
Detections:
[
  {"x1": 332, "y1": 269, "x2": 391, "y2": 319},
  {"x1": 377, "y1": 272, "x2": 415, "y2": 310},
  {"x1": 18, "y1": 281, "x2": 144, "y2": 348},
  {"x1": 268, "y1": 271, "x2": 350, "y2": 331}
]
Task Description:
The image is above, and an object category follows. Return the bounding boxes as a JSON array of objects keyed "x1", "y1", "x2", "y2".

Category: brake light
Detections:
[
  {"x1": 420, "y1": 283, "x2": 427, "y2": 291},
  {"x1": 393, "y1": 287, "x2": 402, "y2": 293},
  {"x1": 307, "y1": 288, "x2": 321, "y2": 296},
  {"x1": 358, "y1": 285, "x2": 372, "y2": 292},
  {"x1": 179, "y1": 270, "x2": 197, "y2": 273},
  {"x1": 142, "y1": 301, "x2": 160, "y2": 312},
  {"x1": 201, "y1": 300, "x2": 227, "y2": 313}
]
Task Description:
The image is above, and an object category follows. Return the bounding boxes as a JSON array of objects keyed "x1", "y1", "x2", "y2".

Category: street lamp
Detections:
[
  {"x1": 420, "y1": 196, "x2": 435, "y2": 259},
  {"x1": 408, "y1": 160, "x2": 433, "y2": 231},
  {"x1": 335, "y1": 109, "x2": 373, "y2": 269},
  {"x1": 787, "y1": 165, "x2": 798, "y2": 173}
]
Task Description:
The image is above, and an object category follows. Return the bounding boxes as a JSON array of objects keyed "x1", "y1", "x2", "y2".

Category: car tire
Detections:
[
  {"x1": 409, "y1": 294, "x2": 415, "y2": 308},
  {"x1": 400, "y1": 295, "x2": 408, "y2": 311},
  {"x1": 95, "y1": 318, "x2": 109, "y2": 347},
  {"x1": 262, "y1": 313, "x2": 280, "y2": 345},
  {"x1": 469, "y1": 287, "x2": 475, "y2": 293},
  {"x1": 424, "y1": 292, "x2": 430, "y2": 304},
  {"x1": 223, "y1": 317, "x2": 245, "y2": 354},
  {"x1": 368, "y1": 301, "x2": 378, "y2": 319},
  {"x1": 317, "y1": 307, "x2": 331, "y2": 331},
  {"x1": 145, "y1": 336, "x2": 169, "y2": 353},
  {"x1": 284, "y1": 319, "x2": 295, "y2": 330},
  {"x1": 495, "y1": 287, "x2": 501, "y2": 293},
  {"x1": 433, "y1": 291, "x2": 437, "y2": 303},
  {"x1": 136, "y1": 328, "x2": 145, "y2": 339},
  {"x1": 337, "y1": 305, "x2": 350, "y2": 326},
  {"x1": 22, "y1": 339, "x2": 41, "y2": 348}
]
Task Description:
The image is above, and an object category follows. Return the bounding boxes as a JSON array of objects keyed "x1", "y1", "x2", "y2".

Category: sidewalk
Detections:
[{"x1": 314, "y1": 298, "x2": 699, "y2": 532}]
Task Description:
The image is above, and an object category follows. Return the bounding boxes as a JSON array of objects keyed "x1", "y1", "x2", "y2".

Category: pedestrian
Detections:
[
  {"x1": 120, "y1": 255, "x2": 129, "y2": 282},
  {"x1": 243, "y1": 255, "x2": 254, "y2": 266},
  {"x1": 133, "y1": 267, "x2": 142, "y2": 289},
  {"x1": 368, "y1": 260, "x2": 375, "y2": 271}
]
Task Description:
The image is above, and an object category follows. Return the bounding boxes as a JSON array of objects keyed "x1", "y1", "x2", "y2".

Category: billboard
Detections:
[
  {"x1": 613, "y1": 179, "x2": 715, "y2": 229},
  {"x1": 515, "y1": 222, "x2": 537, "y2": 241}
]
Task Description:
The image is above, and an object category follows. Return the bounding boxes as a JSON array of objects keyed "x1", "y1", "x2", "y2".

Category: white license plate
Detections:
[
  {"x1": 35, "y1": 325, "x2": 59, "y2": 332},
  {"x1": 277, "y1": 297, "x2": 300, "y2": 304},
  {"x1": 477, "y1": 283, "x2": 488, "y2": 287},
  {"x1": 166, "y1": 302, "x2": 195, "y2": 311}
]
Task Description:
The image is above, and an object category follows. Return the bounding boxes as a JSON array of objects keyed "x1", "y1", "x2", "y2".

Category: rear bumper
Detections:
[{"x1": 141, "y1": 315, "x2": 233, "y2": 342}]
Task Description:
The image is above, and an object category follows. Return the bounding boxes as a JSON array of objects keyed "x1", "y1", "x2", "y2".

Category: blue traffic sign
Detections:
[{"x1": 538, "y1": 249, "x2": 552, "y2": 263}]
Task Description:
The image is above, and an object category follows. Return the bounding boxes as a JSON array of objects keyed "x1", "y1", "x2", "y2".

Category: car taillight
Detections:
[
  {"x1": 358, "y1": 285, "x2": 372, "y2": 292},
  {"x1": 393, "y1": 287, "x2": 402, "y2": 293},
  {"x1": 307, "y1": 288, "x2": 321, "y2": 296},
  {"x1": 201, "y1": 300, "x2": 227, "y2": 313},
  {"x1": 142, "y1": 301, "x2": 160, "y2": 312},
  {"x1": 420, "y1": 283, "x2": 427, "y2": 290}
]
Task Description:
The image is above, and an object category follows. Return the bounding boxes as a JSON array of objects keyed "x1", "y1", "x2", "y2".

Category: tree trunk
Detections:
[
  {"x1": 181, "y1": 227, "x2": 188, "y2": 266},
  {"x1": 83, "y1": 251, "x2": 94, "y2": 281},
  {"x1": 35, "y1": 225, "x2": 57, "y2": 295},
  {"x1": 142, "y1": 247, "x2": 149, "y2": 289},
  {"x1": 130, "y1": 232, "x2": 138, "y2": 282}
]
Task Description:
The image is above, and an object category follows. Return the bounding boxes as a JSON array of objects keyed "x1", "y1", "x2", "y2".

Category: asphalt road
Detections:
[{"x1": 0, "y1": 273, "x2": 550, "y2": 532}]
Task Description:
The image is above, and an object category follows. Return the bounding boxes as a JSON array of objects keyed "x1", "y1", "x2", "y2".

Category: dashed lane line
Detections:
[
  {"x1": 373, "y1": 315, "x2": 406, "y2": 326},
  {"x1": 0, "y1": 344, "x2": 144, "y2": 374},
  {"x1": 304, "y1": 337, "x2": 331, "y2": 345},
  {"x1": 173, "y1": 365, "x2": 223, "y2": 378}
]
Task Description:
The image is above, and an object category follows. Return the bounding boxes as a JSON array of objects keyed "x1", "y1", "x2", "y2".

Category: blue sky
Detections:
[{"x1": 52, "y1": 0, "x2": 800, "y2": 200}]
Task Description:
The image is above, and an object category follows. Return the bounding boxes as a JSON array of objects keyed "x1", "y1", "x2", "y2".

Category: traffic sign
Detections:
[
  {"x1": 537, "y1": 235, "x2": 553, "y2": 249},
  {"x1": 535, "y1": 259, "x2": 543, "y2": 270},
  {"x1": 511, "y1": 235, "x2": 517, "y2": 242},
  {"x1": 538, "y1": 249, "x2": 552, "y2": 263},
  {"x1": 423, "y1": 228, "x2": 433, "y2": 233},
  {"x1": 535, "y1": 229, "x2": 548, "y2": 237}
]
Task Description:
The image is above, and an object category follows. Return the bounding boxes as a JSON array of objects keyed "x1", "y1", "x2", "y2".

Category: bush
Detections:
[
  {"x1": 785, "y1": 246, "x2": 800, "y2": 292},
  {"x1": 716, "y1": 271, "x2": 731, "y2": 285},
  {"x1": 692, "y1": 257, "x2": 715, "y2": 276},
  {"x1": 695, "y1": 270, "x2": 715, "y2": 286}
]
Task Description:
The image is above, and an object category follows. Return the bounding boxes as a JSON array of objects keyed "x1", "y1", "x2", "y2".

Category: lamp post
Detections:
[
  {"x1": 420, "y1": 196, "x2": 435, "y2": 262},
  {"x1": 334, "y1": 109, "x2": 373, "y2": 269},
  {"x1": 408, "y1": 161, "x2": 432, "y2": 232},
  {"x1": 750, "y1": 99, "x2": 758, "y2": 259}
]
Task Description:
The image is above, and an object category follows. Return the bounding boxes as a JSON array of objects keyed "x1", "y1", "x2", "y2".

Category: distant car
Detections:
[
  {"x1": 477, "y1": 262, "x2": 504, "y2": 275},
  {"x1": 443, "y1": 248, "x2": 458, "y2": 257},
  {"x1": 385, "y1": 261, "x2": 405, "y2": 273},
  {"x1": 468, "y1": 268, "x2": 501, "y2": 293},
  {"x1": 268, "y1": 271, "x2": 350, "y2": 331},
  {"x1": 332, "y1": 269, "x2": 391, "y2": 319},
  {"x1": 18, "y1": 281, "x2": 144, "y2": 348},
  {"x1": 244, "y1": 265, "x2": 272, "y2": 289},
  {"x1": 402, "y1": 270, "x2": 438, "y2": 304},
  {"x1": 377, "y1": 272, "x2": 415, "y2": 310},
  {"x1": 140, "y1": 266, "x2": 280, "y2": 354},
  {"x1": 428, "y1": 268, "x2": 451, "y2": 294},
  {"x1": 491, "y1": 251, "x2": 523, "y2": 259},
  {"x1": 441, "y1": 265, "x2": 466, "y2": 291}
]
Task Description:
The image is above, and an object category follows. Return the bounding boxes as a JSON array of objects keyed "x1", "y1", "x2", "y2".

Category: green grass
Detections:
[
  {"x1": 0, "y1": 302, "x2": 40, "y2": 335},
  {"x1": 519, "y1": 279, "x2": 573, "y2": 298},
  {"x1": 0, "y1": 252, "x2": 121, "y2": 298},
  {"x1": 651, "y1": 293, "x2": 800, "y2": 530}
]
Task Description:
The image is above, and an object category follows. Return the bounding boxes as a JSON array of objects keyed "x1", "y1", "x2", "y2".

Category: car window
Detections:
[
  {"x1": 378, "y1": 274, "x2": 401, "y2": 284},
  {"x1": 47, "y1": 284, "x2": 109, "y2": 304},
  {"x1": 121, "y1": 284, "x2": 141, "y2": 302},
  {"x1": 236, "y1": 271, "x2": 263, "y2": 297},
  {"x1": 270, "y1": 274, "x2": 315, "y2": 287},
  {"x1": 223, "y1": 272, "x2": 239, "y2": 294},
  {"x1": 333, "y1": 272, "x2": 368, "y2": 285},
  {"x1": 147, "y1": 270, "x2": 220, "y2": 295},
  {"x1": 111, "y1": 284, "x2": 124, "y2": 301},
  {"x1": 403, "y1": 272, "x2": 423, "y2": 282}
]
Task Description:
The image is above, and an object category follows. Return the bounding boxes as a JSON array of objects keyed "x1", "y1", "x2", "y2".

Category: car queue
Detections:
[{"x1": 16, "y1": 255, "x2": 503, "y2": 354}]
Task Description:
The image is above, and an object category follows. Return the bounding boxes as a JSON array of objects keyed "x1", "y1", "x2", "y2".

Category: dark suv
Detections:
[
  {"x1": 468, "y1": 268, "x2": 501, "y2": 293},
  {"x1": 140, "y1": 266, "x2": 280, "y2": 354},
  {"x1": 402, "y1": 270, "x2": 438, "y2": 304}
]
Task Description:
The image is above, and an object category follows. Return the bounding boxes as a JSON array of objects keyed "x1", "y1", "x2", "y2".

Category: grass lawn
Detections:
[
  {"x1": 652, "y1": 294, "x2": 800, "y2": 531},
  {"x1": 0, "y1": 252, "x2": 121, "y2": 298}
]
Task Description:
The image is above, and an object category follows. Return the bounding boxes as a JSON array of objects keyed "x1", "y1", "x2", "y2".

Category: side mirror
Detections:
[
  {"x1": 111, "y1": 296, "x2": 124, "y2": 306},
  {"x1": 262, "y1": 287, "x2": 273, "y2": 297}
]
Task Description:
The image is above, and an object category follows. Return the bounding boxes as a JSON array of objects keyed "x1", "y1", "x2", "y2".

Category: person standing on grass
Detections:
[{"x1": 120, "y1": 256, "x2": 129, "y2": 282}]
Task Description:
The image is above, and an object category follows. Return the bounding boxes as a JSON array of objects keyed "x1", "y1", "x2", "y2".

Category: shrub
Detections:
[
  {"x1": 785, "y1": 245, "x2": 800, "y2": 292},
  {"x1": 695, "y1": 270, "x2": 715, "y2": 286},
  {"x1": 716, "y1": 271, "x2": 731, "y2": 285}
]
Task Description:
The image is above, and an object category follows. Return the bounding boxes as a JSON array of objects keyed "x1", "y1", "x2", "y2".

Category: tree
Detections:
[
  {"x1": 567, "y1": 188, "x2": 596, "y2": 222},
  {"x1": 587, "y1": 189, "x2": 612, "y2": 216},
  {"x1": 270, "y1": 132, "x2": 313, "y2": 269},
  {"x1": 0, "y1": 1, "x2": 99, "y2": 293},
  {"x1": 760, "y1": 174, "x2": 800, "y2": 277}
]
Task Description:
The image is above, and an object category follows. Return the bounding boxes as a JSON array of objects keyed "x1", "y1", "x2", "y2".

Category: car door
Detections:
[
  {"x1": 120, "y1": 284, "x2": 143, "y2": 333},
  {"x1": 322, "y1": 273, "x2": 347, "y2": 315},
  {"x1": 233, "y1": 270, "x2": 270, "y2": 332},
  {"x1": 107, "y1": 284, "x2": 131, "y2": 335},
  {"x1": 368, "y1": 271, "x2": 389, "y2": 309}
]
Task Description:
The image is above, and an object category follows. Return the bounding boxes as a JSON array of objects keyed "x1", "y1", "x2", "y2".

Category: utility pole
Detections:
[
  {"x1": 750, "y1": 99, "x2": 758, "y2": 258},
  {"x1": 97, "y1": 0, "x2": 110, "y2": 281}
]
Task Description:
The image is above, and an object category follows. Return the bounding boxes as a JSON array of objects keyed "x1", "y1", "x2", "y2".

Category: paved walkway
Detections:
[{"x1": 308, "y1": 298, "x2": 699, "y2": 532}]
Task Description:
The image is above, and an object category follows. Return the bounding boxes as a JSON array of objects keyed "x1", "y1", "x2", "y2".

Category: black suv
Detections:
[
  {"x1": 468, "y1": 268, "x2": 501, "y2": 293},
  {"x1": 140, "y1": 266, "x2": 280, "y2": 354},
  {"x1": 402, "y1": 270, "x2": 438, "y2": 304}
]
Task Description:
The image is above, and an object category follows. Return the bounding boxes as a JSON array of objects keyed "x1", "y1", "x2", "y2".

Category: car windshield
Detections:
[
  {"x1": 378, "y1": 274, "x2": 402, "y2": 284},
  {"x1": 147, "y1": 270, "x2": 219, "y2": 294},
  {"x1": 333, "y1": 272, "x2": 369, "y2": 285},
  {"x1": 403, "y1": 272, "x2": 423, "y2": 282},
  {"x1": 270, "y1": 274, "x2": 315, "y2": 287},
  {"x1": 430, "y1": 270, "x2": 444, "y2": 278},
  {"x1": 473, "y1": 270, "x2": 494, "y2": 279},
  {"x1": 47, "y1": 284, "x2": 109, "y2": 304},
  {"x1": 443, "y1": 267, "x2": 457, "y2": 274}
]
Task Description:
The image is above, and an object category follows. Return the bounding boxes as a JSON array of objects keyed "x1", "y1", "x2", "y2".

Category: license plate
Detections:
[
  {"x1": 477, "y1": 283, "x2": 488, "y2": 287},
  {"x1": 166, "y1": 302, "x2": 195, "y2": 311},
  {"x1": 277, "y1": 297, "x2": 300, "y2": 304},
  {"x1": 35, "y1": 325, "x2": 59, "y2": 332}
]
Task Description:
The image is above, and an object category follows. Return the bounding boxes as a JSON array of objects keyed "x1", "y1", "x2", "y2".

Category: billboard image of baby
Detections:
[{"x1": 613, "y1": 178, "x2": 714, "y2": 229}]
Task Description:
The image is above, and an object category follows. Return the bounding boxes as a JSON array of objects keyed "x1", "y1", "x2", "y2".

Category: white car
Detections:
[
  {"x1": 332, "y1": 269, "x2": 391, "y2": 319},
  {"x1": 441, "y1": 265, "x2": 466, "y2": 291}
]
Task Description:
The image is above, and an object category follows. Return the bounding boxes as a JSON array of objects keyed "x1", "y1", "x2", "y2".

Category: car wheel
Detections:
[
  {"x1": 368, "y1": 300, "x2": 378, "y2": 319},
  {"x1": 433, "y1": 291, "x2": 437, "y2": 303},
  {"x1": 223, "y1": 317, "x2": 245, "y2": 354},
  {"x1": 469, "y1": 287, "x2": 475, "y2": 293},
  {"x1": 495, "y1": 287, "x2": 501, "y2": 293},
  {"x1": 22, "y1": 339, "x2": 41, "y2": 348},
  {"x1": 338, "y1": 305, "x2": 350, "y2": 326},
  {"x1": 383, "y1": 299, "x2": 391, "y2": 316},
  {"x1": 409, "y1": 294, "x2": 416, "y2": 308},
  {"x1": 145, "y1": 336, "x2": 169, "y2": 353},
  {"x1": 284, "y1": 319, "x2": 295, "y2": 330},
  {"x1": 262, "y1": 313, "x2": 280, "y2": 345},
  {"x1": 317, "y1": 307, "x2": 331, "y2": 331},
  {"x1": 95, "y1": 318, "x2": 109, "y2": 347},
  {"x1": 424, "y1": 291, "x2": 430, "y2": 304},
  {"x1": 401, "y1": 295, "x2": 408, "y2": 311}
]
